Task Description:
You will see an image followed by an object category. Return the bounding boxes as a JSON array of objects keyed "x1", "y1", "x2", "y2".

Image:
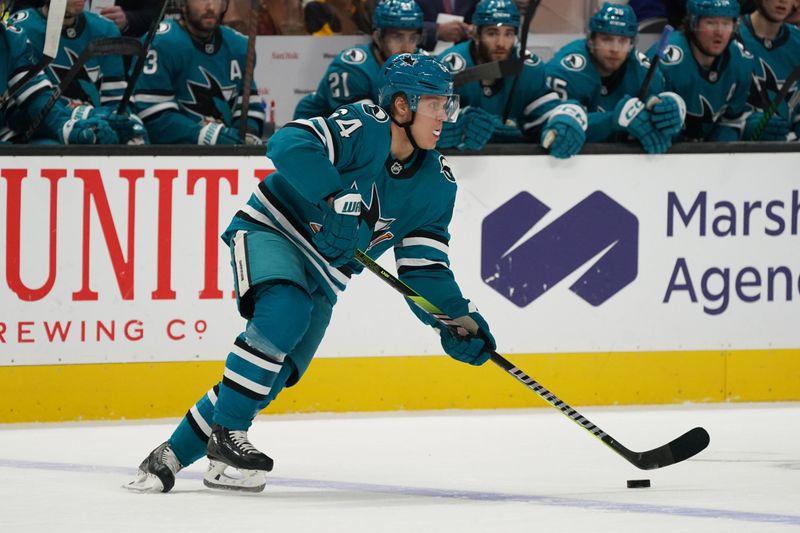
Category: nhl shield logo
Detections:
[{"x1": 390, "y1": 161, "x2": 403, "y2": 175}]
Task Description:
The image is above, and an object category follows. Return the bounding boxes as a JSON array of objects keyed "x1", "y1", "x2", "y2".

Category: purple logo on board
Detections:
[{"x1": 482, "y1": 191, "x2": 638, "y2": 307}]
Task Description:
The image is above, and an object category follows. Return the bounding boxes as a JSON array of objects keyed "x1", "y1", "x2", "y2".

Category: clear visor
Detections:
[{"x1": 414, "y1": 94, "x2": 461, "y2": 123}]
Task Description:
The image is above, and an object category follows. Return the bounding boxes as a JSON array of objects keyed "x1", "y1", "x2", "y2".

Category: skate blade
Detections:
[
  {"x1": 203, "y1": 460, "x2": 267, "y2": 493},
  {"x1": 123, "y1": 470, "x2": 165, "y2": 493}
]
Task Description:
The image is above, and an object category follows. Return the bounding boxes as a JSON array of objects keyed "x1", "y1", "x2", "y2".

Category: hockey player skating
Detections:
[
  {"x1": 1, "y1": 9, "x2": 118, "y2": 144},
  {"x1": 293, "y1": 0, "x2": 424, "y2": 120},
  {"x1": 737, "y1": 0, "x2": 800, "y2": 140},
  {"x1": 126, "y1": 53, "x2": 498, "y2": 493},
  {"x1": 545, "y1": 2, "x2": 684, "y2": 154},
  {"x1": 651, "y1": 0, "x2": 755, "y2": 141},
  {"x1": 9, "y1": 0, "x2": 146, "y2": 143},
  {"x1": 436, "y1": 0, "x2": 587, "y2": 157},
  {"x1": 132, "y1": 0, "x2": 265, "y2": 144}
]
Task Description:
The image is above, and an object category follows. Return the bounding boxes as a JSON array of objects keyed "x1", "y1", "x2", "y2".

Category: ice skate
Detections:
[
  {"x1": 203, "y1": 425, "x2": 273, "y2": 492},
  {"x1": 124, "y1": 441, "x2": 183, "y2": 493}
]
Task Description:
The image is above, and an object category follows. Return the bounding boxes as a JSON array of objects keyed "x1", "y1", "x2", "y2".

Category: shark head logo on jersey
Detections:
[
  {"x1": 359, "y1": 182, "x2": 396, "y2": 249},
  {"x1": 561, "y1": 53, "x2": 587, "y2": 72},
  {"x1": 662, "y1": 45, "x2": 683, "y2": 65},
  {"x1": 441, "y1": 52, "x2": 467, "y2": 74},
  {"x1": 50, "y1": 48, "x2": 102, "y2": 105},
  {"x1": 524, "y1": 53, "x2": 541, "y2": 67},
  {"x1": 749, "y1": 59, "x2": 798, "y2": 111},
  {"x1": 181, "y1": 66, "x2": 237, "y2": 124},
  {"x1": 341, "y1": 48, "x2": 368, "y2": 65}
]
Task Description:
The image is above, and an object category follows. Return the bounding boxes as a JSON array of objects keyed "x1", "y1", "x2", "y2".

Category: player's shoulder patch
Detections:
[
  {"x1": 438, "y1": 154, "x2": 456, "y2": 184},
  {"x1": 340, "y1": 47, "x2": 368, "y2": 65},
  {"x1": 7, "y1": 10, "x2": 29, "y2": 25},
  {"x1": 361, "y1": 103, "x2": 390, "y2": 123},
  {"x1": 524, "y1": 51, "x2": 542, "y2": 67},
  {"x1": 560, "y1": 53, "x2": 587, "y2": 72},
  {"x1": 635, "y1": 51, "x2": 651, "y2": 69},
  {"x1": 661, "y1": 44, "x2": 683, "y2": 65},
  {"x1": 440, "y1": 51, "x2": 467, "y2": 73},
  {"x1": 156, "y1": 21, "x2": 172, "y2": 35}
]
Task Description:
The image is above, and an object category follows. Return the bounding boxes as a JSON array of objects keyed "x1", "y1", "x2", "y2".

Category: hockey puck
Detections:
[{"x1": 626, "y1": 479, "x2": 651, "y2": 488}]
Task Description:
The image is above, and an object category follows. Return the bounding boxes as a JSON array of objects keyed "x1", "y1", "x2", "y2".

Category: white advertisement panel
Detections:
[
  {"x1": 0, "y1": 152, "x2": 798, "y2": 366},
  {"x1": 254, "y1": 36, "x2": 367, "y2": 126}
]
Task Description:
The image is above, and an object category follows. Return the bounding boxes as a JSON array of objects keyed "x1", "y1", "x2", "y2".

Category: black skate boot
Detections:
[
  {"x1": 124, "y1": 441, "x2": 183, "y2": 493},
  {"x1": 204, "y1": 425, "x2": 273, "y2": 492}
]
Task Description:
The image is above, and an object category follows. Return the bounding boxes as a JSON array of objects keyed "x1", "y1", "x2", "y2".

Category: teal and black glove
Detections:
[
  {"x1": 439, "y1": 311, "x2": 495, "y2": 366},
  {"x1": 59, "y1": 117, "x2": 118, "y2": 144},
  {"x1": 647, "y1": 91, "x2": 686, "y2": 138},
  {"x1": 198, "y1": 122, "x2": 243, "y2": 145},
  {"x1": 749, "y1": 112, "x2": 791, "y2": 141},
  {"x1": 541, "y1": 103, "x2": 587, "y2": 159},
  {"x1": 94, "y1": 107, "x2": 150, "y2": 144},
  {"x1": 312, "y1": 188, "x2": 362, "y2": 267},
  {"x1": 614, "y1": 96, "x2": 670, "y2": 154},
  {"x1": 437, "y1": 106, "x2": 495, "y2": 151}
]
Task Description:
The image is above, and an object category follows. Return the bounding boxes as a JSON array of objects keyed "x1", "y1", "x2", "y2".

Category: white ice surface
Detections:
[{"x1": 1, "y1": 403, "x2": 799, "y2": 533}]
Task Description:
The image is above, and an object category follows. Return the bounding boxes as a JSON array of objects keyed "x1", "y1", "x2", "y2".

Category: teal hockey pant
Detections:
[{"x1": 168, "y1": 231, "x2": 334, "y2": 467}]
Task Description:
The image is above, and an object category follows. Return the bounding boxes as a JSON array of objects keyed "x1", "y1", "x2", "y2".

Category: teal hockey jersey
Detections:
[
  {"x1": 133, "y1": 20, "x2": 264, "y2": 144},
  {"x1": 438, "y1": 41, "x2": 561, "y2": 140},
  {"x1": 737, "y1": 14, "x2": 800, "y2": 139},
  {"x1": 9, "y1": 8, "x2": 126, "y2": 111},
  {"x1": 225, "y1": 102, "x2": 473, "y2": 322},
  {"x1": 0, "y1": 22, "x2": 69, "y2": 142},
  {"x1": 545, "y1": 38, "x2": 665, "y2": 142},
  {"x1": 294, "y1": 43, "x2": 388, "y2": 120},
  {"x1": 651, "y1": 31, "x2": 755, "y2": 141}
]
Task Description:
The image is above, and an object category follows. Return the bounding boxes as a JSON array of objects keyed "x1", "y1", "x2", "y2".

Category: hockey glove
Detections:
[
  {"x1": 198, "y1": 122, "x2": 243, "y2": 145},
  {"x1": 437, "y1": 106, "x2": 495, "y2": 151},
  {"x1": 750, "y1": 112, "x2": 791, "y2": 141},
  {"x1": 541, "y1": 103, "x2": 587, "y2": 159},
  {"x1": 312, "y1": 189, "x2": 362, "y2": 267},
  {"x1": 614, "y1": 96, "x2": 670, "y2": 154},
  {"x1": 439, "y1": 311, "x2": 496, "y2": 366},
  {"x1": 91, "y1": 107, "x2": 150, "y2": 144},
  {"x1": 646, "y1": 92, "x2": 686, "y2": 138},
  {"x1": 489, "y1": 115, "x2": 524, "y2": 142},
  {"x1": 59, "y1": 117, "x2": 119, "y2": 145}
]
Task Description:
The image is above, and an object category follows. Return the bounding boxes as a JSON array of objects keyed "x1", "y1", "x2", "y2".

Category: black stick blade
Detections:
[{"x1": 626, "y1": 427, "x2": 710, "y2": 470}]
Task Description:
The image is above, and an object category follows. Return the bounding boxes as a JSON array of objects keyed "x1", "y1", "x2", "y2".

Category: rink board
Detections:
[{"x1": 1, "y1": 151, "x2": 799, "y2": 422}]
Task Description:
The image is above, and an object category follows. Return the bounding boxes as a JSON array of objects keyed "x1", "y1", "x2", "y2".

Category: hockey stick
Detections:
[
  {"x1": 453, "y1": 57, "x2": 523, "y2": 88},
  {"x1": 638, "y1": 25, "x2": 674, "y2": 101},
  {"x1": 22, "y1": 37, "x2": 144, "y2": 142},
  {"x1": 354, "y1": 249, "x2": 710, "y2": 470},
  {"x1": 0, "y1": 0, "x2": 67, "y2": 109},
  {"x1": 238, "y1": 0, "x2": 260, "y2": 140},
  {"x1": 501, "y1": 0, "x2": 541, "y2": 123},
  {"x1": 115, "y1": 0, "x2": 170, "y2": 114},
  {"x1": 749, "y1": 64, "x2": 800, "y2": 141}
]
